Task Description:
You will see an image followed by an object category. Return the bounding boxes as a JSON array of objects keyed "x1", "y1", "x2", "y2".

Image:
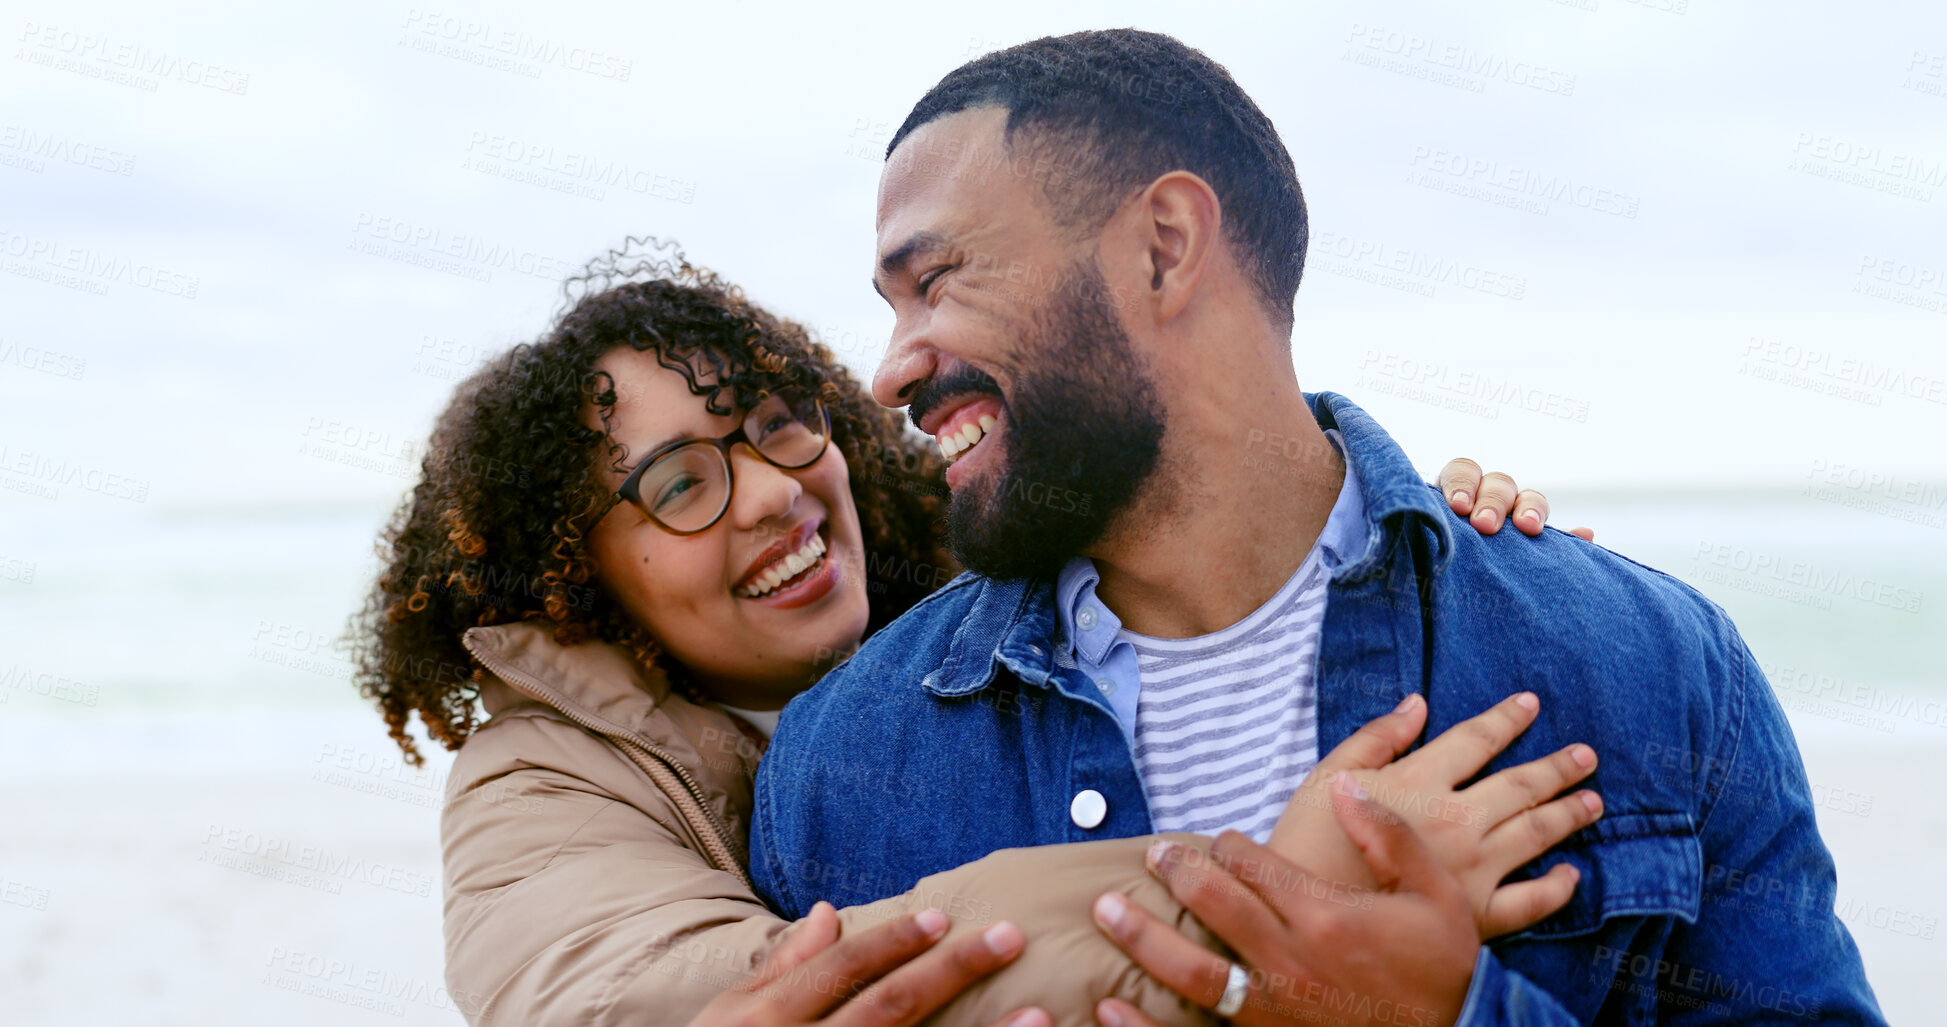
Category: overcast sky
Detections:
[{"x1": 3, "y1": 0, "x2": 1943, "y2": 518}]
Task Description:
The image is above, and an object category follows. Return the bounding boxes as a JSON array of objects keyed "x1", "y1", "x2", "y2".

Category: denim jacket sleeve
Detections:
[
  {"x1": 1643, "y1": 629, "x2": 1883, "y2": 1024},
  {"x1": 1457, "y1": 947, "x2": 1581, "y2": 1027},
  {"x1": 1455, "y1": 616, "x2": 1884, "y2": 1026}
]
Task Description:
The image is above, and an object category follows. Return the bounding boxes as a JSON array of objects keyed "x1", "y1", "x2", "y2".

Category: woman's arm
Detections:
[
  {"x1": 440, "y1": 705, "x2": 1215, "y2": 1027},
  {"x1": 719, "y1": 698, "x2": 1596, "y2": 1027},
  {"x1": 440, "y1": 727, "x2": 787, "y2": 1025},
  {"x1": 445, "y1": 696, "x2": 1592, "y2": 1027}
]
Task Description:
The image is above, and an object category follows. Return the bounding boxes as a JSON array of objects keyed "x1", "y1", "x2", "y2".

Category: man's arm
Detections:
[
  {"x1": 681, "y1": 903, "x2": 1042, "y2": 1027},
  {"x1": 1644, "y1": 628, "x2": 1883, "y2": 1024}
]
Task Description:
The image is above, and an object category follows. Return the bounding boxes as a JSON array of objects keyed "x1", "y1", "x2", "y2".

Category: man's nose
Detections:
[{"x1": 872, "y1": 331, "x2": 936, "y2": 410}]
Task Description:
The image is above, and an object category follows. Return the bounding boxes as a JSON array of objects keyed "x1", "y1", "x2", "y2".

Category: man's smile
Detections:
[{"x1": 926, "y1": 396, "x2": 1005, "y2": 464}]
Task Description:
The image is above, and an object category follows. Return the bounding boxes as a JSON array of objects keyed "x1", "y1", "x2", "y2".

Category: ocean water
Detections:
[
  {"x1": 2, "y1": 502, "x2": 393, "y2": 717},
  {"x1": 1538, "y1": 487, "x2": 1947, "y2": 749},
  {"x1": 3, "y1": 487, "x2": 1942, "y2": 733}
]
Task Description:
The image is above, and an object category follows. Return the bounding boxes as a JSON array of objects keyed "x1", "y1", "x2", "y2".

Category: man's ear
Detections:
[{"x1": 1140, "y1": 171, "x2": 1220, "y2": 324}]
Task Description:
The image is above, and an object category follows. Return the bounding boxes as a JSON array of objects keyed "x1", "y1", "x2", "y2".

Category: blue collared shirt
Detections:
[
  {"x1": 1052, "y1": 429, "x2": 1369, "y2": 751},
  {"x1": 752, "y1": 392, "x2": 1884, "y2": 1026}
]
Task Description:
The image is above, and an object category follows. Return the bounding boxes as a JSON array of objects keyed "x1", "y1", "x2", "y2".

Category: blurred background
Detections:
[{"x1": 2, "y1": 0, "x2": 1942, "y2": 1022}]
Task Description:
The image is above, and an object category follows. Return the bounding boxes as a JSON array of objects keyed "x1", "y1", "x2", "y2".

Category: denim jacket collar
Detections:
[
  {"x1": 1309, "y1": 390, "x2": 1457, "y2": 578},
  {"x1": 920, "y1": 391, "x2": 1452, "y2": 699},
  {"x1": 923, "y1": 576, "x2": 1051, "y2": 697}
]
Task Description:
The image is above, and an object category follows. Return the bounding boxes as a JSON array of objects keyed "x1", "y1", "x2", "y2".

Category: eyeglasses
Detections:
[{"x1": 613, "y1": 393, "x2": 831, "y2": 535}]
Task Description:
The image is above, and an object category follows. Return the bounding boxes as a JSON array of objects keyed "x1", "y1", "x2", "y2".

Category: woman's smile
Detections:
[{"x1": 734, "y1": 518, "x2": 842, "y2": 608}]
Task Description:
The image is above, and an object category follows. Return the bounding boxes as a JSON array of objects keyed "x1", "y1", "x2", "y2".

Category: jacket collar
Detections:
[
  {"x1": 927, "y1": 577, "x2": 1054, "y2": 698},
  {"x1": 462, "y1": 620, "x2": 764, "y2": 867},
  {"x1": 921, "y1": 391, "x2": 1451, "y2": 698},
  {"x1": 1306, "y1": 391, "x2": 1455, "y2": 578},
  {"x1": 461, "y1": 620, "x2": 724, "y2": 761}
]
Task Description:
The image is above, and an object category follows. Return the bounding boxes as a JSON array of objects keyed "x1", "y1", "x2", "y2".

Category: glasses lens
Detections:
[
  {"x1": 634, "y1": 443, "x2": 730, "y2": 533},
  {"x1": 745, "y1": 393, "x2": 828, "y2": 469}
]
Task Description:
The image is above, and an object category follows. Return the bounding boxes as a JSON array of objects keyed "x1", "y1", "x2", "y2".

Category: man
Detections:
[{"x1": 750, "y1": 29, "x2": 1883, "y2": 1026}]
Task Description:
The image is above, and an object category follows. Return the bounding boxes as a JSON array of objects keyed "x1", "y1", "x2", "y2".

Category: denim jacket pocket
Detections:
[{"x1": 1506, "y1": 811, "x2": 1702, "y2": 940}]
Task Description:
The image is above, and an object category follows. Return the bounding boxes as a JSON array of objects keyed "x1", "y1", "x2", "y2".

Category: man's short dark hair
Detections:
[{"x1": 888, "y1": 29, "x2": 1306, "y2": 332}]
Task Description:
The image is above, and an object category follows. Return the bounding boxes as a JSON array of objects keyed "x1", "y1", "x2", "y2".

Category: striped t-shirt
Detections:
[
  {"x1": 1052, "y1": 428, "x2": 1366, "y2": 841},
  {"x1": 1125, "y1": 557, "x2": 1331, "y2": 838}
]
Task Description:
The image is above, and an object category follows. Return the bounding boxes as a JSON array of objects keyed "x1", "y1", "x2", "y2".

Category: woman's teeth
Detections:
[
  {"x1": 939, "y1": 414, "x2": 998, "y2": 461},
  {"x1": 739, "y1": 533, "x2": 828, "y2": 599}
]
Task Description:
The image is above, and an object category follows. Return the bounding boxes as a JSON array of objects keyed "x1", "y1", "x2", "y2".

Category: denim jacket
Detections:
[{"x1": 751, "y1": 392, "x2": 1885, "y2": 1025}]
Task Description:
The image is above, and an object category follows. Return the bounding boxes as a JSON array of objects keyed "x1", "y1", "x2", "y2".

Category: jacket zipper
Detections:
[{"x1": 465, "y1": 643, "x2": 753, "y2": 890}]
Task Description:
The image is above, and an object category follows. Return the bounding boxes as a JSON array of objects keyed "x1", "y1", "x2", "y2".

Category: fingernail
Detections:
[
  {"x1": 1093, "y1": 892, "x2": 1126, "y2": 930},
  {"x1": 1474, "y1": 509, "x2": 1498, "y2": 530},
  {"x1": 1334, "y1": 770, "x2": 1368, "y2": 801},
  {"x1": 1394, "y1": 693, "x2": 1422, "y2": 713},
  {"x1": 1098, "y1": 1001, "x2": 1125, "y2": 1027},
  {"x1": 916, "y1": 908, "x2": 949, "y2": 938},
  {"x1": 1515, "y1": 692, "x2": 1540, "y2": 712},
  {"x1": 1145, "y1": 839, "x2": 1176, "y2": 873},
  {"x1": 983, "y1": 920, "x2": 1024, "y2": 956},
  {"x1": 1011, "y1": 1009, "x2": 1050, "y2": 1027},
  {"x1": 1451, "y1": 490, "x2": 1470, "y2": 508},
  {"x1": 1571, "y1": 744, "x2": 1596, "y2": 768},
  {"x1": 1566, "y1": 865, "x2": 1581, "y2": 883},
  {"x1": 1581, "y1": 791, "x2": 1603, "y2": 815}
]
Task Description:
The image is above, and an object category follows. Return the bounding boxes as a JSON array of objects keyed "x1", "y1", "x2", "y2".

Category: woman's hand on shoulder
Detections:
[
  {"x1": 685, "y1": 902, "x2": 1048, "y2": 1027},
  {"x1": 1437, "y1": 458, "x2": 1594, "y2": 541}
]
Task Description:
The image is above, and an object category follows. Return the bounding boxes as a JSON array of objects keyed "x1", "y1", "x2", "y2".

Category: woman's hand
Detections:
[
  {"x1": 1260, "y1": 692, "x2": 1601, "y2": 937},
  {"x1": 1094, "y1": 692, "x2": 1601, "y2": 987},
  {"x1": 1438, "y1": 458, "x2": 1594, "y2": 540},
  {"x1": 1088, "y1": 696, "x2": 1601, "y2": 1027},
  {"x1": 1093, "y1": 780, "x2": 1491, "y2": 1027},
  {"x1": 686, "y1": 903, "x2": 1049, "y2": 1027}
]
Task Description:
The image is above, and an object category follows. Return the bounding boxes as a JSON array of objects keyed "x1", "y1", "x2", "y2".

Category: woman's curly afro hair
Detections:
[{"x1": 349, "y1": 238, "x2": 951, "y2": 765}]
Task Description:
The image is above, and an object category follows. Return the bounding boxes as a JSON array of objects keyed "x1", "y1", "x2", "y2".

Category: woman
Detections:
[{"x1": 350, "y1": 243, "x2": 1597, "y2": 1027}]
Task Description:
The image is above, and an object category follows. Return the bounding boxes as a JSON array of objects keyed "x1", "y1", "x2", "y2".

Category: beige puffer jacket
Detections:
[{"x1": 441, "y1": 621, "x2": 1220, "y2": 1027}]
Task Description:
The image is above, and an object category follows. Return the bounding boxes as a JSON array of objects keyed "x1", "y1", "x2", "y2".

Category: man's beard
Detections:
[{"x1": 943, "y1": 261, "x2": 1166, "y2": 581}]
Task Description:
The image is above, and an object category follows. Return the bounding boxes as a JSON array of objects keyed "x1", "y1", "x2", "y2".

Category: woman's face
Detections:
[{"x1": 585, "y1": 347, "x2": 871, "y2": 708}]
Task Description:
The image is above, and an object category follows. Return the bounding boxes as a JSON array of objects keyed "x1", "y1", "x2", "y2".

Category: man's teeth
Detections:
[
  {"x1": 939, "y1": 414, "x2": 998, "y2": 461},
  {"x1": 739, "y1": 533, "x2": 828, "y2": 598}
]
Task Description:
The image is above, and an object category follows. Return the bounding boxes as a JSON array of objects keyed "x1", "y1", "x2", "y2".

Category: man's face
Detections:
[{"x1": 871, "y1": 108, "x2": 1166, "y2": 580}]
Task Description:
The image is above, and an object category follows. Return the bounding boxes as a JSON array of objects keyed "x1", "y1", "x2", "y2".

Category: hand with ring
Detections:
[{"x1": 1092, "y1": 694, "x2": 1602, "y2": 1027}]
